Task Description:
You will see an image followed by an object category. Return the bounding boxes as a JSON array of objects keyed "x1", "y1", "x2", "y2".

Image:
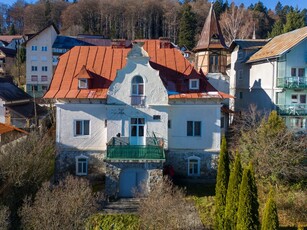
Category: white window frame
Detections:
[
  {"x1": 189, "y1": 79, "x2": 199, "y2": 90},
  {"x1": 78, "y1": 79, "x2": 88, "y2": 89},
  {"x1": 75, "y1": 155, "x2": 88, "y2": 176},
  {"x1": 131, "y1": 75, "x2": 144, "y2": 96},
  {"x1": 74, "y1": 120, "x2": 90, "y2": 136},
  {"x1": 187, "y1": 121, "x2": 201, "y2": 136},
  {"x1": 188, "y1": 156, "x2": 200, "y2": 176}
]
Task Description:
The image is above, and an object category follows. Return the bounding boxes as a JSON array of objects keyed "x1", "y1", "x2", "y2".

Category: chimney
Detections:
[
  {"x1": 111, "y1": 39, "x2": 126, "y2": 48},
  {"x1": 159, "y1": 37, "x2": 171, "y2": 48}
]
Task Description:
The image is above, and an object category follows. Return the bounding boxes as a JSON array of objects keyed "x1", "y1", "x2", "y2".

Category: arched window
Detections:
[
  {"x1": 131, "y1": 76, "x2": 145, "y2": 106},
  {"x1": 187, "y1": 156, "x2": 200, "y2": 176},
  {"x1": 132, "y1": 76, "x2": 144, "y2": 95}
]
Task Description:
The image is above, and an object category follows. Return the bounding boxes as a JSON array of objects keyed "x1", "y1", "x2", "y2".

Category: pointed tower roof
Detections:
[{"x1": 194, "y1": 3, "x2": 228, "y2": 51}]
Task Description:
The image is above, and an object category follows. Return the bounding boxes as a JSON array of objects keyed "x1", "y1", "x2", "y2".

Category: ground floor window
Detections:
[
  {"x1": 289, "y1": 117, "x2": 306, "y2": 129},
  {"x1": 75, "y1": 155, "x2": 88, "y2": 176},
  {"x1": 188, "y1": 156, "x2": 200, "y2": 176}
]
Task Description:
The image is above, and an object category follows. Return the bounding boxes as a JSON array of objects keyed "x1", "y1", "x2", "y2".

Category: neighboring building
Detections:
[
  {"x1": 44, "y1": 39, "x2": 231, "y2": 198},
  {"x1": 0, "y1": 35, "x2": 24, "y2": 50},
  {"x1": 229, "y1": 39, "x2": 268, "y2": 112},
  {"x1": 0, "y1": 78, "x2": 48, "y2": 130},
  {"x1": 0, "y1": 122, "x2": 28, "y2": 146},
  {"x1": 0, "y1": 47, "x2": 16, "y2": 77},
  {"x1": 245, "y1": 27, "x2": 307, "y2": 132},
  {"x1": 25, "y1": 24, "x2": 59, "y2": 98}
]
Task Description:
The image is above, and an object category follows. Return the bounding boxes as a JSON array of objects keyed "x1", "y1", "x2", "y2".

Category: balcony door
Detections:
[{"x1": 130, "y1": 118, "x2": 145, "y2": 145}]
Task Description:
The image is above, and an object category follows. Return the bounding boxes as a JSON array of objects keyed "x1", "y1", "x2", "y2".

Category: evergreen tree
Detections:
[
  {"x1": 261, "y1": 189, "x2": 279, "y2": 230},
  {"x1": 283, "y1": 9, "x2": 305, "y2": 33},
  {"x1": 225, "y1": 153, "x2": 243, "y2": 230},
  {"x1": 215, "y1": 136, "x2": 230, "y2": 230},
  {"x1": 237, "y1": 163, "x2": 259, "y2": 230},
  {"x1": 178, "y1": 2, "x2": 196, "y2": 50},
  {"x1": 213, "y1": 0, "x2": 224, "y2": 20},
  {"x1": 9, "y1": 24, "x2": 16, "y2": 35},
  {"x1": 268, "y1": 19, "x2": 284, "y2": 38}
]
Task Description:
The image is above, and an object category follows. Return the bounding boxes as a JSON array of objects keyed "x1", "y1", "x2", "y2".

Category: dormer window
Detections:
[
  {"x1": 189, "y1": 79, "x2": 199, "y2": 90},
  {"x1": 131, "y1": 75, "x2": 145, "y2": 106},
  {"x1": 78, "y1": 79, "x2": 88, "y2": 89}
]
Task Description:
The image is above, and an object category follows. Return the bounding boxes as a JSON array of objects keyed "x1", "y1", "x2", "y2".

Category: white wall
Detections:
[
  {"x1": 0, "y1": 98, "x2": 5, "y2": 123},
  {"x1": 168, "y1": 104, "x2": 221, "y2": 151},
  {"x1": 56, "y1": 103, "x2": 107, "y2": 151}
]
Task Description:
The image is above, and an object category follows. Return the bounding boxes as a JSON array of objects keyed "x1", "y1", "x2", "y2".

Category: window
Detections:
[
  {"x1": 75, "y1": 155, "x2": 88, "y2": 176},
  {"x1": 209, "y1": 55, "x2": 219, "y2": 72},
  {"x1": 31, "y1": 46, "x2": 37, "y2": 51},
  {"x1": 132, "y1": 76, "x2": 144, "y2": 95},
  {"x1": 290, "y1": 117, "x2": 306, "y2": 129},
  {"x1": 32, "y1": 85, "x2": 38, "y2": 91},
  {"x1": 31, "y1": 66, "x2": 37, "y2": 71},
  {"x1": 31, "y1": 75, "x2": 38, "y2": 81},
  {"x1": 41, "y1": 46, "x2": 47, "y2": 51},
  {"x1": 291, "y1": 68, "x2": 297, "y2": 76},
  {"x1": 41, "y1": 56, "x2": 47, "y2": 62},
  {"x1": 291, "y1": 94, "x2": 298, "y2": 104},
  {"x1": 188, "y1": 156, "x2": 200, "y2": 176},
  {"x1": 168, "y1": 120, "x2": 171, "y2": 129},
  {"x1": 221, "y1": 117, "x2": 225, "y2": 128},
  {"x1": 75, "y1": 120, "x2": 90, "y2": 136},
  {"x1": 41, "y1": 75, "x2": 48, "y2": 82},
  {"x1": 78, "y1": 79, "x2": 88, "y2": 89},
  {"x1": 291, "y1": 67, "x2": 305, "y2": 77},
  {"x1": 42, "y1": 66, "x2": 48, "y2": 71},
  {"x1": 42, "y1": 85, "x2": 48, "y2": 91},
  {"x1": 298, "y1": 68, "x2": 305, "y2": 77},
  {"x1": 187, "y1": 121, "x2": 201, "y2": 136},
  {"x1": 31, "y1": 56, "x2": 37, "y2": 61},
  {"x1": 239, "y1": 91, "x2": 243, "y2": 99},
  {"x1": 153, "y1": 115, "x2": 161, "y2": 120},
  {"x1": 131, "y1": 118, "x2": 145, "y2": 137},
  {"x1": 189, "y1": 79, "x2": 199, "y2": 90},
  {"x1": 300, "y1": 94, "x2": 306, "y2": 104}
]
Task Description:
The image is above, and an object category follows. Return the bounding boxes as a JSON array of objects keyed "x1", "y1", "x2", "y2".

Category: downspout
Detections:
[{"x1": 267, "y1": 58, "x2": 275, "y2": 110}]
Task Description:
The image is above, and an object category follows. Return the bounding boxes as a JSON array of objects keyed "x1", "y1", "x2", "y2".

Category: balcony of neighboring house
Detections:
[
  {"x1": 276, "y1": 104, "x2": 307, "y2": 116},
  {"x1": 277, "y1": 76, "x2": 307, "y2": 89},
  {"x1": 106, "y1": 136, "x2": 165, "y2": 161}
]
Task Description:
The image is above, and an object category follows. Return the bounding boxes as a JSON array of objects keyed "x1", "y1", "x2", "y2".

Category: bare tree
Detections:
[
  {"x1": 0, "y1": 206, "x2": 9, "y2": 230},
  {"x1": 21, "y1": 175, "x2": 100, "y2": 230},
  {"x1": 219, "y1": 3, "x2": 255, "y2": 45}
]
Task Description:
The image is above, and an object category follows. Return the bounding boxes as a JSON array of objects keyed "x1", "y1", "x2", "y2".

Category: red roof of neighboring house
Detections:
[
  {"x1": 45, "y1": 39, "x2": 231, "y2": 99},
  {"x1": 0, "y1": 123, "x2": 28, "y2": 135},
  {"x1": 0, "y1": 35, "x2": 23, "y2": 43}
]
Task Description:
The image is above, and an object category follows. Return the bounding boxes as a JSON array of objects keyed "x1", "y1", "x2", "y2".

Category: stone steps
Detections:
[{"x1": 104, "y1": 198, "x2": 140, "y2": 214}]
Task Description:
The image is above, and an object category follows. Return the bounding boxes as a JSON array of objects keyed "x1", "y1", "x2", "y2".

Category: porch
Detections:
[
  {"x1": 276, "y1": 104, "x2": 307, "y2": 116},
  {"x1": 277, "y1": 76, "x2": 307, "y2": 89}
]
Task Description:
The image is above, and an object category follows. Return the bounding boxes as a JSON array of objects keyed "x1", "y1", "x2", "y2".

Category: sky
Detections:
[{"x1": 0, "y1": 0, "x2": 306, "y2": 10}]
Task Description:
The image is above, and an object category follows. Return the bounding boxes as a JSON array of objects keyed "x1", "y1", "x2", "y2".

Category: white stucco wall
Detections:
[
  {"x1": 168, "y1": 104, "x2": 221, "y2": 151},
  {"x1": 56, "y1": 103, "x2": 107, "y2": 151},
  {"x1": 284, "y1": 39, "x2": 307, "y2": 75},
  {"x1": 0, "y1": 98, "x2": 5, "y2": 124}
]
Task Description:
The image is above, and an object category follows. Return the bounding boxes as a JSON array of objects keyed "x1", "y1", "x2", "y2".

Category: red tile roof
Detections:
[
  {"x1": 0, "y1": 122, "x2": 28, "y2": 135},
  {"x1": 45, "y1": 39, "x2": 231, "y2": 99}
]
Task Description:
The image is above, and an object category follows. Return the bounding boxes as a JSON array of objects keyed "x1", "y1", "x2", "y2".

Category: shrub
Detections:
[{"x1": 261, "y1": 189, "x2": 279, "y2": 230}]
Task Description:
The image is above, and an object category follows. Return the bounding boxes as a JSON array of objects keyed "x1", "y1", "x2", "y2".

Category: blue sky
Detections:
[{"x1": 0, "y1": 0, "x2": 306, "y2": 10}]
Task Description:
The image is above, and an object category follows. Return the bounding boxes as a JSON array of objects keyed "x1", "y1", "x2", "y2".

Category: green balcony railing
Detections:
[
  {"x1": 107, "y1": 145, "x2": 165, "y2": 160},
  {"x1": 277, "y1": 77, "x2": 307, "y2": 89},
  {"x1": 277, "y1": 104, "x2": 307, "y2": 116}
]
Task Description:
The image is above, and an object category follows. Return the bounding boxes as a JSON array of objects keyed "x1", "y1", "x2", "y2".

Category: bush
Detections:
[
  {"x1": 86, "y1": 213, "x2": 139, "y2": 230},
  {"x1": 21, "y1": 175, "x2": 100, "y2": 230},
  {"x1": 261, "y1": 189, "x2": 279, "y2": 230}
]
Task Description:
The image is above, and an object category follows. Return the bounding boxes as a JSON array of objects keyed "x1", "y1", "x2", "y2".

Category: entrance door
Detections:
[
  {"x1": 130, "y1": 118, "x2": 145, "y2": 145},
  {"x1": 119, "y1": 168, "x2": 148, "y2": 197}
]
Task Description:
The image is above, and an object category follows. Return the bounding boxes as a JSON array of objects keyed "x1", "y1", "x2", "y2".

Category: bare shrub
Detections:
[
  {"x1": 20, "y1": 175, "x2": 100, "y2": 230},
  {"x1": 0, "y1": 206, "x2": 9, "y2": 230},
  {"x1": 137, "y1": 177, "x2": 203, "y2": 229}
]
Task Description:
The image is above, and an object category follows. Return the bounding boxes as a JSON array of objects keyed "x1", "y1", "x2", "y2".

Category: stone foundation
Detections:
[{"x1": 166, "y1": 150, "x2": 219, "y2": 179}]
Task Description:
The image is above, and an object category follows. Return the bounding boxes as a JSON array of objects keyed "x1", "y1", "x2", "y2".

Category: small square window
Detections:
[
  {"x1": 187, "y1": 121, "x2": 201, "y2": 136},
  {"x1": 31, "y1": 66, "x2": 37, "y2": 71},
  {"x1": 291, "y1": 94, "x2": 298, "y2": 104},
  {"x1": 42, "y1": 66, "x2": 48, "y2": 71},
  {"x1": 189, "y1": 79, "x2": 199, "y2": 90},
  {"x1": 78, "y1": 79, "x2": 88, "y2": 89},
  {"x1": 41, "y1": 75, "x2": 48, "y2": 81},
  {"x1": 31, "y1": 46, "x2": 37, "y2": 51},
  {"x1": 42, "y1": 46, "x2": 47, "y2": 51},
  {"x1": 153, "y1": 115, "x2": 161, "y2": 120},
  {"x1": 75, "y1": 120, "x2": 90, "y2": 136},
  {"x1": 31, "y1": 75, "x2": 38, "y2": 81}
]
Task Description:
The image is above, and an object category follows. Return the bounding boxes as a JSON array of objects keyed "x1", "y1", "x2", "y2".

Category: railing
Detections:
[
  {"x1": 277, "y1": 77, "x2": 307, "y2": 89},
  {"x1": 131, "y1": 96, "x2": 146, "y2": 106},
  {"x1": 106, "y1": 136, "x2": 165, "y2": 160},
  {"x1": 276, "y1": 104, "x2": 307, "y2": 116}
]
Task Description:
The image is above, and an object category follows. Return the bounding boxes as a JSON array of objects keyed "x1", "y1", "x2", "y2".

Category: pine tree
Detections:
[
  {"x1": 261, "y1": 189, "x2": 279, "y2": 230},
  {"x1": 215, "y1": 136, "x2": 230, "y2": 230},
  {"x1": 225, "y1": 152, "x2": 243, "y2": 230},
  {"x1": 237, "y1": 163, "x2": 259, "y2": 230},
  {"x1": 283, "y1": 9, "x2": 305, "y2": 33},
  {"x1": 269, "y1": 19, "x2": 284, "y2": 38},
  {"x1": 178, "y1": 2, "x2": 196, "y2": 50}
]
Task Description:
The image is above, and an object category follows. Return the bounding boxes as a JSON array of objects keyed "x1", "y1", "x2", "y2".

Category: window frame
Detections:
[
  {"x1": 78, "y1": 79, "x2": 88, "y2": 89},
  {"x1": 31, "y1": 66, "x2": 38, "y2": 71},
  {"x1": 187, "y1": 121, "x2": 201, "y2": 137},
  {"x1": 75, "y1": 155, "x2": 88, "y2": 176},
  {"x1": 31, "y1": 45, "x2": 37, "y2": 51},
  {"x1": 189, "y1": 79, "x2": 199, "y2": 90},
  {"x1": 74, "y1": 120, "x2": 90, "y2": 136},
  {"x1": 41, "y1": 75, "x2": 48, "y2": 82},
  {"x1": 41, "y1": 46, "x2": 48, "y2": 51},
  {"x1": 187, "y1": 156, "x2": 200, "y2": 176},
  {"x1": 42, "y1": 66, "x2": 48, "y2": 72},
  {"x1": 31, "y1": 75, "x2": 38, "y2": 82}
]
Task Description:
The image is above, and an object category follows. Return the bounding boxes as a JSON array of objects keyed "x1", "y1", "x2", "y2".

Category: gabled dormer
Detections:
[
  {"x1": 194, "y1": 3, "x2": 228, "y2": 74},
  {"x1": 76, "y1": 65, "x2": 93, "y2": 89}
]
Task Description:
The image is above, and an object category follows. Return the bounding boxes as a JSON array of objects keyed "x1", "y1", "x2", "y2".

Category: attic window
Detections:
[
  {"x1": 78, "y1": 79, "x2": 88, "y2": 89},
  {"x1": 189, "y1": 79, "x2": 199, "y2": 90},
  {"x1": 211, "y1": 34, "x2": 219, "y2": 43}
]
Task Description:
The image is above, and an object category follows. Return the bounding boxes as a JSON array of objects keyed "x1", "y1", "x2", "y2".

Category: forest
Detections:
[{"x1": 0, "y1": 0, "x2": 306, "y2": 49}]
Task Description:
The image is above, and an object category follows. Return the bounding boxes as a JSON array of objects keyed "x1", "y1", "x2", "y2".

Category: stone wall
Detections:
[{"x1": 166, "y1": 150, "x2": 219, "y2": 179}]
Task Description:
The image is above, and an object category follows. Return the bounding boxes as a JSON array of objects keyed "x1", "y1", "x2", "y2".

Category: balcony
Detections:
[
  {"x1": 277, "y1": 104, "x2": 307, "y2": 116},
  {"x1": 277, "y1": 77, "x2": 307, "y2": 89},
  {"x1": 106, "y1": 137, "x2": 165, "y2": 161}
]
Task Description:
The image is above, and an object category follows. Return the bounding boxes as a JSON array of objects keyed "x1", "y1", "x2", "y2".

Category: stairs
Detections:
[{"x1": 104, "y1": 198, "x2": 140, "y2": 214}]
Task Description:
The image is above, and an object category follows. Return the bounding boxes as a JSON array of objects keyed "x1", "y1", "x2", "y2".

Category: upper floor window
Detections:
[
  {"x1": 31, "y1": 75, "x2": 38, "y2": 81},
  {"x1": 132, "y1": 75, "x2": 144, "y2": 95},
  {"x1": 42, "y1": 46, "x2": 47, "y2": 51},
  {"x1": 78, "y1": 79, "x2": 88, "y2": 89},
  {"x1": 209, "y1": 55, "x2": 219, "y2": 73},
  {"x1": 187, "y1": 121, "x2": 201, "y2": 136},
  {"x1": 41, "y1": 75, "x2": 48, "y2": 81},
  {"x1": 291, "y1": 67, "x2": 305, "y2": 77},
  {"x1": 31, "y1": 66, "x2": 38, "y2": 71},
  {"x1": 42, "y1": 66, "x2": 48, "y2": 71},
  {"x1": 189, "y1": 79, "x2": 199, "y2": 90},
  {"x1": 74, "y1": 120, "x2": 90, "y2": 136},
  {"x1": 31, "y1": 46, "x2": 37, "y2": 51}
]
